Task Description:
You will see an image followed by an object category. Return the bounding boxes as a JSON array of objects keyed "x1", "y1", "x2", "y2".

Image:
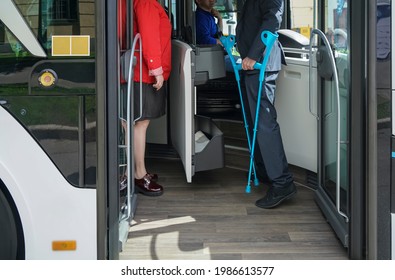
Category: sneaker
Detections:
[{"x1": 255, "y1": 183, "x2": 297, "y2": 209}]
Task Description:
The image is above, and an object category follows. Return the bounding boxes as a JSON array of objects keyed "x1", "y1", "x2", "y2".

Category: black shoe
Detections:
[{"x1": 255, "y1": 183, "x2": 297, "y2": 209}]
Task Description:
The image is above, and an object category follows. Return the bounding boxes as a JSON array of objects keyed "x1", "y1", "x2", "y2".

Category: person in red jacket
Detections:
[{"x1": 132, "y1": 0, "x2": 172, "y2": 196}]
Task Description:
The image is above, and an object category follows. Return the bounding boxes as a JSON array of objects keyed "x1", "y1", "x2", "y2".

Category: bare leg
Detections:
[
  {"x1": 134, "y1": 119, "x2": 150, "y2": 179},
  {"x1": 121, "y1": 119, "x2": 128, "y2": 146},
  {"x1": 121, "y1": 119, "x2": 128, "y2": 177}
]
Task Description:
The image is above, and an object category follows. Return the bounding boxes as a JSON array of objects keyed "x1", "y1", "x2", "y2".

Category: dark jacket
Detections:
[{"x1": 236, "y1": 0, "x2": 285, "y2": 72}]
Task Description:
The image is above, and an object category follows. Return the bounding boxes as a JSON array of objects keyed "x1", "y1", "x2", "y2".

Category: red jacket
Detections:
[{"x1": 133, "y1": 0, "x2": 172, "y2": 84}]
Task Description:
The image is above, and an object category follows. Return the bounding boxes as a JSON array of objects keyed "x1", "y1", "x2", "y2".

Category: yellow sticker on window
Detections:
[
  {"x1": 52, "y1": 35, "x2": 90, "y2": 56},
  {"x1": 52, "y1": 36, "x2": 71, "y2": 56}
]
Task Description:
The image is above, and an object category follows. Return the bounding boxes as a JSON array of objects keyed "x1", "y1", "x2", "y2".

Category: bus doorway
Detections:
[{"x1": 273, "y1": 0, "x2": 368, "y2": 258}]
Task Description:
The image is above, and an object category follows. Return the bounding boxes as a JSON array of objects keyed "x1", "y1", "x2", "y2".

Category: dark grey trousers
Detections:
[{"x1": 244, "y1": 71, "x2": 294, "y2": 188}]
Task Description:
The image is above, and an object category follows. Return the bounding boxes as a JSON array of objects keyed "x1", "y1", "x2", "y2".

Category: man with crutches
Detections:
[{"x1": 236, "y1": 0, "x2": 296, "y2": 208}]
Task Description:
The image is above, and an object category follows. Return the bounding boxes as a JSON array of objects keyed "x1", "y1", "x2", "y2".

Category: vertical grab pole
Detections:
[
  {"x1": 120, "y1": 33, "x2": 142, "y2": 223},
  {"x1": 310, "y1": 29, "x2": 348, "y2": 222}
]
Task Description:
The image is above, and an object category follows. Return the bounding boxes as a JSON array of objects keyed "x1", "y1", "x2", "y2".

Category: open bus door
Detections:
[
  {"x1": 0, "y1": 0, "x2": 98, "y2": 259},
  {"x1": 0, "y1": 0, "x2": 136, "y2": 259},
  {"x1": 276, "y1": 0, "x2": 356, "y2": 255},
  {"x1": 167, "y1": 0, "x2": 227, "y2": 183},
  {"x1": 267, "y1": 0, "x2": 352, "y2": 249},
  {"x1": 275, "y1": 0, "x2": 353, "y2": 249}
]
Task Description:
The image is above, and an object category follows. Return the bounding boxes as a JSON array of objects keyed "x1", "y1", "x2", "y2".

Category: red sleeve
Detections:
[{"x1": 134, "y1": 2, "x2": 163, "y2": 72}]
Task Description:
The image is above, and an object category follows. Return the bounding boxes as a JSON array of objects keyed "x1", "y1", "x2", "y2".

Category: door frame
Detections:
[
  {"x1": 96, "y1": 0, "x2": 120, "y2": 260},
  {"x1": 348, "y1": 0, "x2": 367, "y2": 260}
]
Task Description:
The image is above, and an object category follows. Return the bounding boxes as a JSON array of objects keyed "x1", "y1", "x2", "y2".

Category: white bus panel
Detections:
[
  {"x1": 170, "y1": 40, "x2": 195, "y2": 182},
  {"x1": 0, "y1": 107, "x2": 96, "y2": 259},
  {"x1": 276, "y1": 52, "x2": 318, "y2": 173}
]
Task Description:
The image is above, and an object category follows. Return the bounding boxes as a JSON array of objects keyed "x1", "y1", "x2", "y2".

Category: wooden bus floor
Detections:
[{"x1": 120, "y1": 157, "x2": 348, "y2": 260}]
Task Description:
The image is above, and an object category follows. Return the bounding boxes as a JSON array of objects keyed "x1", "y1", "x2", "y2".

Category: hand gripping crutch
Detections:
[{"x1": 221, "y1": 31, "x2": 279, "y2": 193}]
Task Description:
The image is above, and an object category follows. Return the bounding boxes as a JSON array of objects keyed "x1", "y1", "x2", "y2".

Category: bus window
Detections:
[
  {"x1": 212, "y1": 1, "x2": 318, "y2": 38},
  {"x1": 377, "y1": 2, "x2": 390, "y2": 60},
  {"x1": 169, "y1": 0, "x2": 177, "y2": 33},
  {"x1": 214, "y1": 0, "x2": 237, "y2": 36},
  {"x1": 288, "y1": 0, "x2": 316, "y2": 39},
  {"x1": 0, "y1": 0, "x2": 96, "y2": 187},
  {"x1": 0, "y1": 24, "x2": 27, "y2": 57},
  {"x1": 10, "y1": 0, "x2": 96, "y2": 57}
]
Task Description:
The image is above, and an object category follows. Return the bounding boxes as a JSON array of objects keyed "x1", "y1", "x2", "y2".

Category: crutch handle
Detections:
[
  {"x1": 234, "y1": 61, "x2": 260, "y2": 70},
  {"x1": 253, "y1": 62, "x2": 262, "y2": 70},
  {"x1": 235, "y1": 64, "x2": 242, "y2": 71},
  {"x1": 220, "y1": 34, "x2": 236, "y2": 51},
  {"x1": 258, "y1": 31, "x2": 279, "y2": 81},
  {"x1": 220, "y1": 35, "x2": 242, "y2": 81}
]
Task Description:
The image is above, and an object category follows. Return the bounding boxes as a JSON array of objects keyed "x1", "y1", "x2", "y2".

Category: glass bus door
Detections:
[
  {"x1": 312, "y1": 0, "x2": 350, "y2": 247},
  {"x1": 93, "y1": 0, "x2": 137, "y2": 259},
  {"x1": 283, "y1": 0, "x2": 372, "y2": 259}
]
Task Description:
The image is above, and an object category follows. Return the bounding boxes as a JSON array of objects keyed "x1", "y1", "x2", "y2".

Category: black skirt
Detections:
[
  {"x1": 134, "y1": 81, "x2": 167, "y2": 121},
  {"x1": 120, "y1": 81, "x2": 167, "y2": 121}
]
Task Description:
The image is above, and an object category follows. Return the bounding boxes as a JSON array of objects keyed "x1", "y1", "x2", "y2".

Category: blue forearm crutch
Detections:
[
  {"x1": 221, "y1": 31, "x2": 279, "y2": 193},
  {"x1": 220, "y1": 35, "x2": 259, "y2": 188},
  {"x1": 246, "y1": 31, "x2": 279, "y2": 193}
]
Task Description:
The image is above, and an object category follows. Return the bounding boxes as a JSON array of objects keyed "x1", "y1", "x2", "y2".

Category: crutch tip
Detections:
[
  {"x1": 253, "y1": 178, "x2": 259, "y2": 187},
  {"x1": 245, "y1": 185, "x2": 251, "y2": 193}
]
